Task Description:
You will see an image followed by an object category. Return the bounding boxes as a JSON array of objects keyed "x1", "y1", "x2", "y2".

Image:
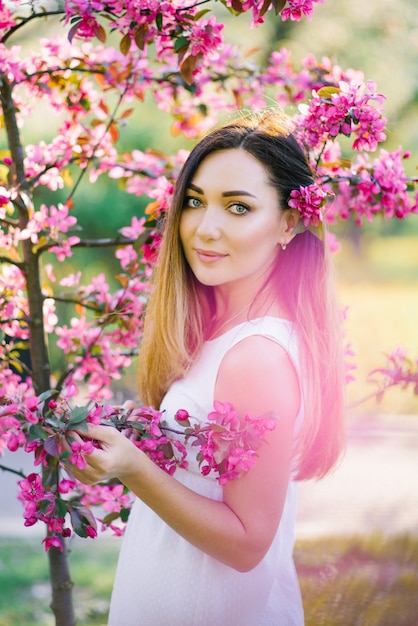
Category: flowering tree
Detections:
[{"x1": 1, "y1": 0, "x2": 418, "y2": 624}]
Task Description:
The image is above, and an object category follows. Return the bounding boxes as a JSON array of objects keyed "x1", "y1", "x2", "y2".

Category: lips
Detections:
[{"x1": 194, "y1": 248, "x2": 228, "y2": 263}]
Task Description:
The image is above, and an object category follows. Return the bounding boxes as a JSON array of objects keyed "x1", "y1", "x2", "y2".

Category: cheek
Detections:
[{"x1": 248, "y1": 218, "x2": 282, "y2": 250}]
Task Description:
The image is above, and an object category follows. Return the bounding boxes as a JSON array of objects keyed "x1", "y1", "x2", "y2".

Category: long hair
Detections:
[{"x1": 137, "y1": 112, "x2": 345, "y2": 480}]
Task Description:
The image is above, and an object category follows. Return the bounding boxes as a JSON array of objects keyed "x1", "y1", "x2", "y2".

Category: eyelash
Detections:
[
  {"x1": 185, "y1": 197, "x2": 202, "y2": 209},
  {"x1": 229, "y1": 202, "x2": 250, "y2": 215},
  {"x1": 184, "y1": 197, "x2": 250, "y2": 215}
]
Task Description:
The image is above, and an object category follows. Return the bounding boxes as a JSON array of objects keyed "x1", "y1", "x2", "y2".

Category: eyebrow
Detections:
[{"x1": 188, "y1": 183, "x2": 257, "y2": 199}]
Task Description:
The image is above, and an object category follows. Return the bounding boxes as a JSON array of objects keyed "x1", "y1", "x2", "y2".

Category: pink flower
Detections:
[
  {"x1": 69, "y1": 440, "x2": 94, "y2": 470},
  {"x1": 19, "y1": 473, "x2": 44, "y2": 501},
  {"x1": 58, "y1": 479, "x2": 76, "y2": 494},
  {"x1": 85, "y1": 525, "x2": 98, "y2": 538},
  {"x1": 7, "y1": 431, "x2": 25, "y2": 452},
  {"x1": 226, "y1": 447, "x2": 257, "y2": 473},
  {"x1": 120, "y1": 216, "x2": 146, "y2": 240},
  {"x1": 42, "y1": 536, "x2": 64, "y2": 552},
  {"x1": 175, "y1": 409, "x2": 190, "y2": 422},
  {"x1": 101, "y1": 484, "x2": 130, "y2": 513},
  {"x1": 208, "y1": 400, "x2": 240, "y2": 428},
  {"x1": 115, "y1": 244, "x2": 138, "y2": 270}
]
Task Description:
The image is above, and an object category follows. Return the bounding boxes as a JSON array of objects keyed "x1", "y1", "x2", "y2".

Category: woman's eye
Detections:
[
  {"x1": 229, "y1": 203, "x2": 250, "y2": 215},
  {"x1": 185, "y1": 197, "x2": 202, "y2": 209}
]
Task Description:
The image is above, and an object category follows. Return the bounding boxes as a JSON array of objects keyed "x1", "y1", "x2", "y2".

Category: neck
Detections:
[{"x1": 209, "y1": 284, "x2": 277, "y2": 338}]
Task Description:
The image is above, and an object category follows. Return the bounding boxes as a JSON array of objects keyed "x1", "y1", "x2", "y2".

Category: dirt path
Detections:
[{"x1": 296, "y1": 413, "x2": 418, "y2": 538}]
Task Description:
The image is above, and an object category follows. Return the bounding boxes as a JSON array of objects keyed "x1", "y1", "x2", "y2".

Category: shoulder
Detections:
[
  {"x1": 222, "y1": 333, "x2": 292, "y2": 373},
  {"x1": 215, "y1": 334, "x2": 300, "y2": 422}
]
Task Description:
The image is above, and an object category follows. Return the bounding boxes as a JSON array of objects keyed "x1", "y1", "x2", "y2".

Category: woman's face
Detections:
[{"x1": 179, "y1": 148, "x2": 289, "y2": 296}]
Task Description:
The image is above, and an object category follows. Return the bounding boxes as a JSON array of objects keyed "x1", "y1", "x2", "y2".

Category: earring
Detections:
[{"x1": 281, "y1": 242, "x2": 287, "y2": 251}]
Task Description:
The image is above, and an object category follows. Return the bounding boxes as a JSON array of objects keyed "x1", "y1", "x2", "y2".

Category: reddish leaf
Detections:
[
  {"x1": 95, "y1": 24, "x2": 107, "y2": 43},
  {"x1": 120, "y1": 108, "x2": 134, "y2": 119},
  {"x1": 259, "y1": 0, "x2": 273, "y2": 18},
  {"x1": 44, "y1": 435, "x2": 59, "y2": 458},
  {"x1": 134, "y1": 24, "x2": 148, "y2": 51},
  {"x1": 179, "y1": 55, "x2": 196, "y2": 86},
  {"x1": 120, "y1": 33, "x2": 131, "y2": 55},
  {"x1": 109, "y1": 122, "x2": 120, "y2": 143},
  {"x1": 230, "y1": 0, "x2": 245, "y2": 13},
  {"x1": 67, "y1": 23, "x2": 80, "y2": 44},
  {"x1": 176, "y1": 42, "x2": 190, "y2": 66},
  {"x1": 272, "y1": 0, "x2": 286, "y2": 14}
]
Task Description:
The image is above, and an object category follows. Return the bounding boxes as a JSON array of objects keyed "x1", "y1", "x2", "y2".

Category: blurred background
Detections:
[
  {"x1": 1, "y1": 2, "x2": 418, "y2": 624},
  {"x1": 6, "y1": 0, "x2": 418, "y2": 415}
]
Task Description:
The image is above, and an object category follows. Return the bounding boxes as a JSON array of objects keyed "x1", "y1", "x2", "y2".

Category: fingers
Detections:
[
  {"x1": 68, "y1": 424, "x2": 123, "y2": 450},
  {"x1": 64, "y1": 423, "x2": 131, "y2": 484}
]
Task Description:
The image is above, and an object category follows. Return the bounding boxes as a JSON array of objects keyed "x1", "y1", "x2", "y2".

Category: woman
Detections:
[{"x1": 71, "y1": 112, "x2": 345, "y2": 625}]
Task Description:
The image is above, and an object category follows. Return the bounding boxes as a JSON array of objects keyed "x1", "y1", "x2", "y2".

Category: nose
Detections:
[{"x1": 195, "y1": 206, "x2": 222, "y2": 241}]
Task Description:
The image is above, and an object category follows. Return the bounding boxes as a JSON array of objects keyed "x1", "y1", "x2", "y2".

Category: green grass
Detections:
[
  {"x1": 0, "y1": 536, "x2": 118, "y2": 626},
  {"x1": 1, "y1": 533, "x2": 418, "y2": 625}
]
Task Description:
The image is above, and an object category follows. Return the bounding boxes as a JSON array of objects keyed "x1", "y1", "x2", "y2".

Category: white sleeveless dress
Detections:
[{"x1": 108, "y1": 317, "x2": 305, "y2": 626}]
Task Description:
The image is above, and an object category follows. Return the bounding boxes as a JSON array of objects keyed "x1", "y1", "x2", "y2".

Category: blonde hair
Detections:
[{"x1": 138, "y1": 113, "x2": 345, "y2": 480}]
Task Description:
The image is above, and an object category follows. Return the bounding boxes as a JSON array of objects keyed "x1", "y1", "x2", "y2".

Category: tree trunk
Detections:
[{"x1": 0, "y1": 71, "x2": 76, "y2": 626}]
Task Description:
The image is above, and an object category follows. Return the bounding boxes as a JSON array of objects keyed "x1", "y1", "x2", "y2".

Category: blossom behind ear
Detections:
[{"x1": 288, "y1": 184, "x2": 328, "y2": 240}]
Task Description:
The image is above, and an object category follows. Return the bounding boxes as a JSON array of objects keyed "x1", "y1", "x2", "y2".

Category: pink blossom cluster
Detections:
[
  {"x1": 1, "y1": 390, "x2": 276, "y2": 546},
  {"x1": 281, "y1": 0, "x2": 323, "y2": 22},
  {"x1": 0, "y1": 0, "x2": 16, "y2": 33},
  {"x1": 18, "y1": 473, "x2": 72, "y2": 552},
  {"x1": 369, "y1": 347, "x2": 418, "y2": 401},
  {"x1": 296, "y1": 80, "x2": 387, "y2": 154},
  {"x1": 288, "y1": 183, "x2": 327, "y2": 227},
  {"x1": 326, "y1": 148, "x2": 418, "y2": 225},
  {"x1": 198, "y1": 401, "x2": 277, "y2": 485}
]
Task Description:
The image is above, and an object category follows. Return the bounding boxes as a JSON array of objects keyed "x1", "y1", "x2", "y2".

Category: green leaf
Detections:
[
  {"x1": 45, "y1": 416, "x2": 64, "y2": 429},
  {"x1": 194, "y1": 9, "x2": 211, "y2": 20},
  {"x1": 317, "y1": 86, "x2": 341, "y2": 98},
  {"x1": 37, "y1": 389, "x2": 57, "y2": 403},
  {"x1": 27, "y1": 423, "x2": 49, "y2": 441},
  {"x1": 102, "y1": 511, "x2": 120, "y2": 525},
  {"x1": 120, "y1": 507, "x2": 131, "y2": 522},
  {"x1": 55, "y1": 498, "x2": 68, "y2": 518},
  {"x1": 156, "y1": 13, "x2": 163, "y2": 31},
  {"x1": 174, "y1": 36, "x2": 189, "y2": 53},
  {"x1": 68, "y1": 406, "x2": 89, "y2": 426}
]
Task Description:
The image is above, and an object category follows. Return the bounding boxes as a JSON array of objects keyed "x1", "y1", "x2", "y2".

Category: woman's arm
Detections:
[{"x1": 70, "y1": 335, "x2": 300, "y2": 572}]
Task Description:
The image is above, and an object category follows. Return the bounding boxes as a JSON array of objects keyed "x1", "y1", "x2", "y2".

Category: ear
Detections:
[{"x1": 281, "y1": 208, "x2": 305, "y2": 246}]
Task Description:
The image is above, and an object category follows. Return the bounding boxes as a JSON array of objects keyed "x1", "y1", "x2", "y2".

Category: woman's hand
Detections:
[{"x1": 66, "y1": 424, "x2": 141, "y2": 485}]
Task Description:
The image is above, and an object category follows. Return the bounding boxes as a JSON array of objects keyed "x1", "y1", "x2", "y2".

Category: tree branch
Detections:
[
  {"x1": 50, "y1": 295, "x2": 103, "y2": 313},
  {"x1": 73, "y1": 235, "x2": 138, "y2": 248},
  {"x1": 65, "y1": 85, "x2": 131, "y2": 206},
  {"x1": 16, "y1": 67, "x2": 107, "y2": 85},
  {"x1": 1, "y1": 10, "x2": 66, "y2": 44},
  {"x1": 0, "y1": 255, "x2": 24, "y2": 268},
  {"x1": 0, "y1": 316, "x2": 30, "y2": 325},
  {"x1": 0, "y1": 464, "x2": 26, "y2": 479},
  {"x1": 0, "y1": 215, "x2": 19, "y2": 227}
]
